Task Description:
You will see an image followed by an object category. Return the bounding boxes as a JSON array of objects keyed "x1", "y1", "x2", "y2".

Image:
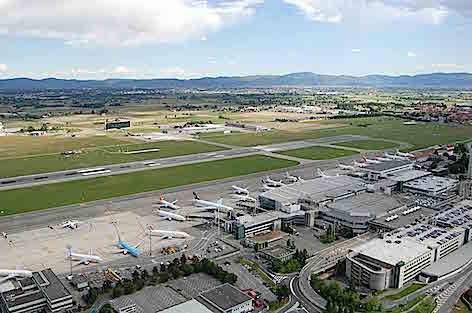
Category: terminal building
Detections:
[
  {"x1": 0, "y1": 269, "x2": 73, "y2": 313},
  {"x1": 360, "y1": 160, "x2": 413, "y2": 181}
]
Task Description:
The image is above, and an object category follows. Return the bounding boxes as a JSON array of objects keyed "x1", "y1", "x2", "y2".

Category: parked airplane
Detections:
[
  {"x1": 376, "y1": 156, "x2": 393, "y2": 162},
  {"x1": 147, "y1": 226, "x2": 190, "y2": 239},
  {"x1": 338, "y1": 163, "x2": 356, "y2": 171},
  {"x1": 233, "y1": 194, "x2": 257, "y2": 203},
  {"x1": 362, "y1": 155, "x2": 381, "y2": 164},
  {"x1": 0, "y1": 269, "x2": 33, "y2": 283},
  {"x1": 60, "y1": 220, "x2": 82, "y2": 229},
  {"x1": 159, "y1": 195, "x2": 180, "y2": 210},
  {"x1": 231, "y1": 185, "x2": 249, "y2": 195},
  {"x1": 154, "y1": 209, "x2": 186, "y2": 222},
  {"x1": 385, "y1": 152, "x2": 408, "y2": 160},
  {"x1": 261, "y1": 185, "x2": 277, "y2": 191},
  {"x1": 285, "y1": 172, "x2": 304, "y2": 183},
  {"x1": 261, "y1": 176, "x2": 284, "y2": 187},
  {"x1": 396, "y1": 150, "x2": 415, "y2": 158},
  {"x1": 193, "y1": 192, "x2": 234, "y2": 211},
  {"x1": 353, "y1": 161, "x2": 368, "y2": 168},
  {"x1": 112, "y1": 222, "x2": 141, "y2": 257},
  {"x1": 316, "y1": 169, "x2": 338, "y2": 178},
  {"x1": 67, "y1": 248, "x2": 103, "y2": 265}
]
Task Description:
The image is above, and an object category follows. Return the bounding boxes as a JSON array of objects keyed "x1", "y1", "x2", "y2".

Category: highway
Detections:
[{"x1": 0, "y1": 135, "x2": 368, "y2": 190}]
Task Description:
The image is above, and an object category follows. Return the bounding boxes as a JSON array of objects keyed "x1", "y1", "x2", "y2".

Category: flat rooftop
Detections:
[
  {"x1": 327, "y1": 192, "x2": 403, "y2": 218},
  {"x1": 422, "y1": 242, "x2": 472, "y2": 278},
  {"x1": 236, "y1": 212, "x2": 279, "y2": 228},
  {"x1": 200, "y1": 284, "x2": 252, "y2": 311},
  {"x1": 159, "y1": 299, "x2": 214, "y2": 313},
  {"x1": 262, "y1": 245, "x2": 295, "y2": 258},
  {"x1": 352, "y1": 237, "x2": 431, "y2": 266},
  {"x1": 261, "y1": 175, "x2": 365, "y2": 205},
  {"x1": 372, "y1": 206, "x2": 437, "y2": 230},
  {"x1": 434, "y1": 200, "x2": 472, "y2": 228},
  {"x1": 404, "y1": 176, "x2": 458, "y2": 194},
  {"x1": 391, "y1": 170, "x2": 431, "y2": 183},
  {"x1": 362, "y1": 160, "x2": 412, "y2": 173},
  {"x1": 39, "y1": 269, "x2": 72, "y2": 302},
  {"x1": 391, "y1": 224, "x2": 464, "y2": 248}
]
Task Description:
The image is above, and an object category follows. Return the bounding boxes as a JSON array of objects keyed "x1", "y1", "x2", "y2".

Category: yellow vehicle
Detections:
[{"x1": 104, "y1": 267, "x2": 121, "y2": 283}]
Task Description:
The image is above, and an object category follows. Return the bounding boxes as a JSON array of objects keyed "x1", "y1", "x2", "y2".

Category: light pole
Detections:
[{"x1": 66, "y1": 244, "x2": 73, "y2": 276}]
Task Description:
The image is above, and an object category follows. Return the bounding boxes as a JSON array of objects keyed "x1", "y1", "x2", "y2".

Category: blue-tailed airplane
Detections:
[{"x1": 112, "y1": 222, "x2": 141, "y2": 257}]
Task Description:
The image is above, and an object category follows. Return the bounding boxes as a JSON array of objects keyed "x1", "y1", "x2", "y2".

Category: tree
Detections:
[
  {"x1": 112, "y1": 286, "x2": 123, "y2": 298},
  {"x1": 180, "y1": 254, "x2": 187, "y2": 265},
  {"x1": 160, "y1": 262, "x2": 167, "y2": 273},
  {"x1": 141, "y1": 269, "x2": 149, "y2": 281},
  {"x1": 152, "y1": 266, "x2": 159, "y2": 275},
  {"x1": 275, "y1": 285, "x2": 290, "y2": 300},
  {"x1": 286, "y1": 239, "x2": 291, "y2": 249},
  {"x1": 132, "y1": 270, "x2": 140, "y2": 282},
  {"x1": 365, "y1": 296, "x2": 380, "y2": 313}
]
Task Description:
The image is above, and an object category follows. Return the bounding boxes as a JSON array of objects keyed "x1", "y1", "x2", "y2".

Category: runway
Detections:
[{"x1": 0, "y1": 135, "x2": 367, "y2": 190}]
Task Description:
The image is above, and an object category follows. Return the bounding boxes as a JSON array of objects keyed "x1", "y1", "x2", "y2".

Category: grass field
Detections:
[
  {"x1": 204, "y1": 117, "x2": 472, "y2": 151},
  {"x1": 384, "y1": 283, "x2": 425, "y2": 301},
  {"x1": 277, "y1": 146, "x2": 358, "y2": 160},
  {"x1": 0, "y1": 155, "x2": 298, "y2": 215},
  {"x1": 0, "y1": 140, "x2": 227, "y2": 178},
  {"x1": 334, "y1": 140, "x2": 399, "y2": 151},
  {"x1": 453, "y1": 298, "x2": 472, "y2": 313},
  {"x1": 0, "y1": 135, "x2": 131, "y2": 158}
]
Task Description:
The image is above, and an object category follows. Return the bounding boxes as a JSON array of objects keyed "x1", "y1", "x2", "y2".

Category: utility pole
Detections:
[
  {"x1": 149, "y1": 227, "x2": 152, "y2": 256},
  {"x1": 67, "y1": 244, "x2": 73, "y2": 276}
]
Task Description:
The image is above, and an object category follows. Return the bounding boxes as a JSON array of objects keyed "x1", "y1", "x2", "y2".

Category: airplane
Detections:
[
  {"x1": 146, "y1": 226, "x2": 190, "y2": 239},
  {"x1": 231, "y1": 185, "x2": 249, "y2": 195},
  {"x1": 261, "y1": 176, "x2": 284, "y2": 187},
  {"x1": 362, "y1": 155, "x2": 381, "y2": 164},
  {"x1": 233, "y1": 194, "x2": 257, "y2": 203},
  {"x1": 111, "y1": 222, "x2": 141, "y2": 257},
  {"x1": 285, "y1": 172, "x2": 304, "y2": 183},
  {"x1": 154, "y1": 209, "x2": 186, "y2": 222},
  {"x1": 338, "y1": 163, "x2": 356, "y2": 171},
  {"x1": 67, "y1": 248, "x2": 103, "y2": 265},
  {"x1": 261, "y1": 185, "x2": 277, "y2": 191},
  {"x1": 396, "y1": 150, "x2": 415, "y2": 158},
  {"x1": 376, "y1": 156, "x2": 394, "y2": 162},
  {"x1": 0, "y1": 269, "x2": 33, "y2": 283},
  {"x1": 193, "y1": 192, "x2": 234, "y2": 212},
  {"x1": 60, "y1": 220, "x2": 82, "y2": 229},
  {"x1": 316, "y1": 168, "x2": 338, "y2": 178},
  {"x1": 159, "y1": 195, "x2": 180, "y2": 210},
  {"x1": 385, "y1": 152, "x2": 408, "y2": 160},
  {"x1": 353, "y1": 160, "x2": 368, "y2": 168}
]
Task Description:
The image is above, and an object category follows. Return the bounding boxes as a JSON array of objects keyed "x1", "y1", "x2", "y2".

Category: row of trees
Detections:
[
  {"x1": 272, "y1": 248, "x2": 310, "y2": 274},
  {"x1": 449, "y1": 143, "x2": 470, "y2": 175}
]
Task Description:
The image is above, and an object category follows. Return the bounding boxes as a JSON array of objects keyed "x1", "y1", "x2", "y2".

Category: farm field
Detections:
[
  {"x1": 333, "y1": 139, "x2": 399, "y2": 151},
  {"x1": 0, "y1": 155, "x2": 298, "y2": 215},
  {"x1": 278, "y1": 146, "x2": 358, "y2": 160},
  {"x1": 204, "y1": 117, "x2": 472, "y2": 151},
  {"x1": 0, "y1": 140, "x2": 227, "y2": 178}
]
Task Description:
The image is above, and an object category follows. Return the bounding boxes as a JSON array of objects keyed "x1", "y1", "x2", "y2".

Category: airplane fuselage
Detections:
[
  {"x1": 119, "y1": 240, "x2": 140, "y2": 257},
  {"x1": 155, "y1": 209, "x2": 186, "y2": 221}
]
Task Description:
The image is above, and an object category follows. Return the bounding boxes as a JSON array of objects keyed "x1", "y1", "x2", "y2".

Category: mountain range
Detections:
[{"x1": 1, "y1": 72, "x2": 472, "y2": 89}]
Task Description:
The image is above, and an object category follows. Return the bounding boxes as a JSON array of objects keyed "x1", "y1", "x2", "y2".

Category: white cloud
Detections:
[
  {"x1": 431, "y1": 63, "x2": 464, "y2": 70},
  {"x1": 407, "y1": 52, "x2": 417, "y2": 57},
  {"x1": 283, "y1": 0, "x2": 472, "y2": 25},
  {"x1": 351, "y1": 49, "x2": 361, "y2": 53},
  {"x1": 158, "y1": 67, "x2": 201, "y2": 79},
  {"x1": 0, "y1": 64, "x2": 7, "y2": 72},
  {"x1": 0, "y1": 0, "x2": 263, "y2": 46},
  {"x1": 112, "y1": 66, "x2": 133, "y2": 74}
]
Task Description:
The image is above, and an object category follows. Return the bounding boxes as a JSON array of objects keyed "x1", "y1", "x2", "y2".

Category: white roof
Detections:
[
  {"x1": 352, "y1": 238, "x2": 430, "y2": 266},
  {"x1": 158, "y1": 299, "x2": 214, "y2": 313}
]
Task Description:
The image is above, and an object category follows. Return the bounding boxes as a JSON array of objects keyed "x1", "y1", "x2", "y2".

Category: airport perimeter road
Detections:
[
  {"x1": 435, "y1": 269, "x2": 472, "y2": 313},
  {"x1": 0, "y1": 135, "x2": 370, "y2": 190}
]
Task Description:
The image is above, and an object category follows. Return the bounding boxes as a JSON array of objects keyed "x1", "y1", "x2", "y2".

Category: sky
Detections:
[{"x1": 1, "y1": 0, "x2": 472, "y2": 79}]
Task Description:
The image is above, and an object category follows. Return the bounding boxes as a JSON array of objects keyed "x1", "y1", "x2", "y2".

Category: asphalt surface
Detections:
[{"x1": 0, "y1": 135, "x2": 367, "y2": 190}]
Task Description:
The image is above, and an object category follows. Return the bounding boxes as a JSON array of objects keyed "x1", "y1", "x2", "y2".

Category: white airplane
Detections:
[
  {"x1": 231, "y1": 185, "x2": 249, "y2": 195},
  {"x1": 0, "y1": 269, "x2": 33, "y2": 283},
  {"x1": 154, "y1": 209, "x2": 186, "y2": 222},
  {"x1": 316, "y1": 169, "x2": 338, "y2": 178},
  {"x1": 67, "y1": 248, "x2": 103, "y2": 265},
  {"x1": 376, "y1": 156, "x2": 393, "y2": 162},
  {"x1": 285, "y1": 172, "x2": 304, "y2": 183},
  {"x1": 60, "y1": 220, "x2": 82, "y2": 229},
  {"x1": 338, "y1": 163, "x2": 356, "y2": 171},
  {"x1": 262, "y1": 185, "x2": 277, "y2": 191},
  {"x1": 147, "y1": 226, "x2": 190, "y2": 239},
  {"x1": 261, "y1": 177, "x2": 284, "y2": 187},
  {"x1": 385, "y1": 152, "x2": 408, "y2": 160},
  {"x1": 353, "y1": 160, "x2": 368, "y2": 168},
  {"x1": 193, "y1": 192, "x2": 234, "y2": 212},
  {"x1": 233, "y1": 194, "x2": 257, "y2": 203},
  {"x1": 362, "y1": 155, "x2": 381, "y2": 164},
  {"x1": 396, "y1": 150, "x2": 415, "y2": 158},
  {"x1": 159, "y1": 195, "x2": 180, "y2": 210}
]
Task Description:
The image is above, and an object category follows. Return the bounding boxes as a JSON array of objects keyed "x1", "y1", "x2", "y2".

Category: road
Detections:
[{"x1": 0, "y1": 135, "x2": 367, "y2": 190}]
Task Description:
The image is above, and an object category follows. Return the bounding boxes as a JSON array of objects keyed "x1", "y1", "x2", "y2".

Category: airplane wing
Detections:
[
  {"x1": 134, "y1": 242, "x2": 143, "y2": 249},
  {"x1": 0, "y1": 275, "x2": 16, "y2": 284}
]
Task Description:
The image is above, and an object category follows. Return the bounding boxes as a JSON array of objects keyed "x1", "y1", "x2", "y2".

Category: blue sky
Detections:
[{"x1": 1, "y1": 0, "x2": 471, "y2": 79}]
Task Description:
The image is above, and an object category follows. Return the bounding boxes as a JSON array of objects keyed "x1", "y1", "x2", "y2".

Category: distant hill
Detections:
[{"x1": 1, "y1": 72, "x2": 472, "y2": 89}]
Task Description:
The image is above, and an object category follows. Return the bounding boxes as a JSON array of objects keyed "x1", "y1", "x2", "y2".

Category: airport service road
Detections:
[{"x1": 0, "y1": 135, "x2": 368, "y2": 190}]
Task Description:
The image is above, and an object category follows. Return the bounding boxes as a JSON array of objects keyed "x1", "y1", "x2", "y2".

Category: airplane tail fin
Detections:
[
  {"x1": 172, "y1": 200, "x2": 178, "y2": 204},
  {"x1": 160, "y1": 195, "x2": 163, "y2": 202},
  {"x1": 316, "y1": 168, "x2": 325, "y2": 177},
  {"x1": 362, "y1": 155, "x2": 367, "y2": 162},
  {"x1": 217, "y1": 199, "x2": 223, "y2": 205},
  {"x1": 193, "y1": 192, "x2": 200, "y2": 200}
]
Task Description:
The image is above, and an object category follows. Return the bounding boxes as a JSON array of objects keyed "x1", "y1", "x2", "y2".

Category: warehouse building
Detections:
[
  {"x1": 199, "y1": 284, "x2": 253, "y2": 313},
  {"x1": 0, "y1": 269, "x2": 73, "y2": 313},
  {"x1": 403, "y1": 176, "x2": 458, "y2": 196},
  {"x1": 361, "y1": 160, "x2": 413, "y2": 181}
]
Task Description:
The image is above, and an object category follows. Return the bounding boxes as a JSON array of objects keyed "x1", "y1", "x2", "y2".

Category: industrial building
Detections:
[
  {"x1": 0, "y1": 269, "x2": 73, "y2": 313},
  {"x1": 159, "y1": 300, "x2": 214, "y2": 313},
  {"x1": 233, "y1": 212, "x2": 281, "y2": 240},
  {"x1": 199, "y1": 284, "x2": 253, "y2": 313},
  {"x1": 346, "y1": 221, "x2": 471, "y2": 290},
  {"x1": 403, "y1": 176, "x2": 458, "y2": 196},
  {"x1": 361, "y1": 160, "x2": 413, "y2": 181}
]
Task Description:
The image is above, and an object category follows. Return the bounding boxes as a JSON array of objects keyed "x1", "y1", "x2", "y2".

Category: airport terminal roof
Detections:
[
  {"x1": 372, "y1": 206, "x2": 437, "y2": 230},
  {"x1": 422, "y1": 242, "x2": 472, "y2": 278},
  {"x1": 362, "y1": 160, "x2": 412, "y2": 173},
  {"x1": 390, "y1": 170, "x2": 431, "y2": 182},
  {"x1": 39, "y1": 269, "x2": 72, "y2": 302},
  {"x1": 327, "y1": 192, "x2": 403, "y2": 218},
  {"x1": 434, "y1": 200, "x2": 472, "y2": 228},
  {"x1": 403, "y1": 176, "x2": 458, "y2": 194},
  {"x1": 352, "y1": 238, "x2": 431, "y2": 266},
  {"x1": 200, "y1": 283, "x2": 252, "y2": 311},
  {"x1": 159, "y1": 299, "x2": 214, "y2": 313},
  {"x1": 260, "y1": 175, "x2": 365, "y2": 205},
  {"x1": 237, "y1": 212, "x2": 279, "y2": 228}
]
